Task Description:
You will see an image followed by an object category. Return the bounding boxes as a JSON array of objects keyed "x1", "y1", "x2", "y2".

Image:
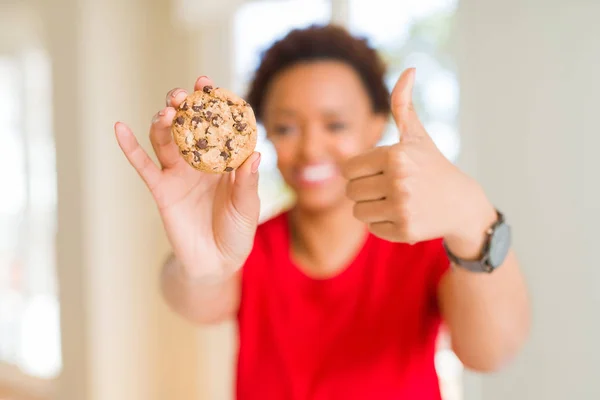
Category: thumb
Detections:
[
  {"x1": 390, "y1": 68, "x2": 424, "y2": 141},
  {"x1": 231, "y1": 152, "x2": 261, "y2": 223}
]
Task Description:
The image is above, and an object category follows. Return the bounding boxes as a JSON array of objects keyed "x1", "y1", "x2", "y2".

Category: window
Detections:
[
  {"x1": 348, "y1": 0, "x2": 460, "y2": 161},
  {"x1": 0, "y1": 49, "x2": 61, "y2": 380}
]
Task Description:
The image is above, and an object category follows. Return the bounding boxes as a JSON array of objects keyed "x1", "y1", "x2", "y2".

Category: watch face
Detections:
[{"x1": 489, "y1": 223, "x2": 511, "y2": 268}]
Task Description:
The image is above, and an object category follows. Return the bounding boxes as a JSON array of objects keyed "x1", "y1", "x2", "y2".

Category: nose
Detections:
[{"x1": 298, "y1": 124, "x2": 324, "y2": 161}]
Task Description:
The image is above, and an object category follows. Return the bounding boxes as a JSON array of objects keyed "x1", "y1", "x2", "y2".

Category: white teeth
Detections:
[{"x1": 300, "y1": 164, "x2": 335, "y2": 182}]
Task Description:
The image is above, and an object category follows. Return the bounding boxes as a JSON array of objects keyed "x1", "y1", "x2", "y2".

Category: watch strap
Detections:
[{"x1": 443, "y1": 210, "x2": 505, "y2": 273}]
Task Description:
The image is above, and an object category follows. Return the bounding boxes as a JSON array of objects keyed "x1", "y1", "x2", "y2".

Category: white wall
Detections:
[
  {"x1": 33, "y1": 0, "x2": 243, "y2": 397},
  {"x1": 456, "y1": 1, "x2": 600, "y2": 399},
  {"x1": 40, "y1": 0, "x2": 207, "y2": 398}
]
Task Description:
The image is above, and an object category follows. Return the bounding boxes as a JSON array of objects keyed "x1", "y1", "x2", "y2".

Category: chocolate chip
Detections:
[
  {"x1": 226, "y1": 139, "x2": 233, "y2": 150},
  {"x1": 196, "y1": 139, "x2": 208, "y2": 149},
  {"x1": 232, "y1": 110, "x2": 243, "y2": 122},
  {"x1": 191, "y1": 116, "x2": 201, "y2": 126},
  {"x1": 175, "y1": 116, "x2": 184, "y2": 125},
  {"x1": 193, "y1": 151, "x2": 201, "y2": 162},
  {"x1": 227, "y1": 100, "x2": 234, "y2": 106},
  {"x1": 211, "y1": 115, "x2": 223, "y2": 127},
  {"x1": 205, "y1": 111, "x2": 212, "y2": 119},
  {"x1": 181, "y1": 150, "x2": 189, "y2": 155},
  {"x1": 225, "y1": 167, "x2": 233, "y2": 172},
  {"x1": 181, "y1": 102, "x2": 188, "y2": 111},
  {"x1": 220, "y1": 151, "x2": 229, "y2": 160},
  {"x1": 203, "y1": 85, "x2": 213, "y2": 93},
  {"x1": 234, "y1": 122, "x2": 247, "y2": 131},
  {"x1": 192, "y1": 105, "x2": 202, "y2": 112}
]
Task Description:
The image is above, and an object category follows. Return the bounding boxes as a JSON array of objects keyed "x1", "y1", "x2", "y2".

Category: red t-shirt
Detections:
[{"x1": 237, "y1": 212, "x2": 450, "y2": 400}]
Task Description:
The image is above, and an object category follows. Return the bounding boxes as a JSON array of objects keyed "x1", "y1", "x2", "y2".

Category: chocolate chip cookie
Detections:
[{"x1": 171, "y1": 86, "x2": 257, "y2": 173}]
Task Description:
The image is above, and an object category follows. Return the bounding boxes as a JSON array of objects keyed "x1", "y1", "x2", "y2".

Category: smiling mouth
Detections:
[{"x1": 297, "y1": 163, "x2": 337, "y2": 185}]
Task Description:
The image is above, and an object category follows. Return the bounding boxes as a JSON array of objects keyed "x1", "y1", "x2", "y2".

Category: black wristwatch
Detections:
[{"x1": 443, "y1": 210, "x2": 511, "y2": 273}]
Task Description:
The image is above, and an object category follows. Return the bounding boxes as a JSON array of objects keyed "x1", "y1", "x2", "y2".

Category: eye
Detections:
[
  {"x1": 327, "y1": 122, "x2": 347, "y2": 132},
  {"x1": 272, "y1": 124, "x2": 295, "y2": 136}
]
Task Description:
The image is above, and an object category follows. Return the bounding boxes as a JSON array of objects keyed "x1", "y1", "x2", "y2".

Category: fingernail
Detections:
[
  {"x1": 171, "y1": 89, "x2": 184, "y2": 98},
  {"x1": 158, "y1": 109, "x2": 166, "y2": 116},
  {"x1": 251, "y1": 153, "x2": 261, "y2": 174},
  {"x1": 151, "y1": 113, "x2": 160, "y2": 124}
]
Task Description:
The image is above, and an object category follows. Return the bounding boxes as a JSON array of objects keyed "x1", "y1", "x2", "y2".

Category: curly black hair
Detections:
[{"x1": 246, "y1": 24, "x2": 390, "y2": 121}]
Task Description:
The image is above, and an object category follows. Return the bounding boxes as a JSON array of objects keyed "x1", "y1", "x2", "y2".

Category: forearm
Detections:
[
  {"x1": 439, "y1": 251, "x2": 530, "y2": 371},
  {"x1": 440, "y1": 193, "x2": 530, "y2": 371},
  {"x1": 161, "y1": 254, "x2": 241, "y2": 324}
]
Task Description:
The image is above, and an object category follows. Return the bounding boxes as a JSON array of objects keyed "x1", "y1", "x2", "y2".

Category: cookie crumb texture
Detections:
[{"x1": 171, "y1": 86, "x2": 257, "y2": 173}]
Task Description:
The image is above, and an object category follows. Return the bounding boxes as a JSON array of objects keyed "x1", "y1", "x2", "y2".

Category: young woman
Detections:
[{"x1": 115, "y1": 25, "x2": 529, "y2": 399}]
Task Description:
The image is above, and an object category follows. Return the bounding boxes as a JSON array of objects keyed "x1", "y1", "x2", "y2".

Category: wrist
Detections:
[
  {"x1": 168, "y1": 255, "x2": 239, "y2": 287},
  {"x1": 444, "y1": 186, "x2": 497, "y2": 260}
]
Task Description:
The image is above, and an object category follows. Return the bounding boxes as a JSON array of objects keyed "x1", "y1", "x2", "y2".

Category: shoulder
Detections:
[
  {"x1": 413, "y1": 238, "x2": 446, "y2": 259},
  {"x1": 257, "y1": 211, "x2": 287, "y2": 233},
  {"x1": 369, "y1": 236, "x2": 449, "y2": 287},
  {"x1": 375, "y1": 237, "x2": 450, "y2": 312},
  {"x1": 254, "y1": 211, "x2": 288, "y2": 243},
  {"x1": 371, "y1": 235, "x2": 445, "y2": 261},
  {"x1": 244, "y1": 211, "x2": 289, "y2": 264},
  {"x1": 407, "y1": 238, "x2": 449, "y2": 273}
]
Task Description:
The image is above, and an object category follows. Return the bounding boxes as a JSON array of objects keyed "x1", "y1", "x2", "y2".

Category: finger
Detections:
[
  {"x1": 390, "y1": 68, "x2": 416, "y2": 125},
  {"x1": 368, "y1": 221, "x2": 398, "y2": 241},
  {"x1": 149, "y1": 107, "x2": 182, "y2": 169},
  {"x1": 390, "y1": 68, "x2": 426, "y2": 142},
  {"x1": 342, "y1": 146, "x2": 389, "y2": 181},
  {"x1": 352, "y1": 199, "x2": 390, "y2": 224},
  {"x1": 231, "y1": 152, "x2": 262, "y2": 224},
  {"x1": 194, "y1": 76, "x2": 215, "y2": 92},
  {"x1": 346, "y1": 173, "x2": 387, "y2": 202},
  {"x1": 165, "y1": 88, "x2": 189, "y2": 109},
  {"x1": 115, "y1": 122, "x2": 161, "y2": 191}
]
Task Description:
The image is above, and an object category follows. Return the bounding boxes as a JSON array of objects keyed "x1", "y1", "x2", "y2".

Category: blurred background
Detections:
[{"x1": 0, "y1": 0, "x2": 598, "y2": 399}]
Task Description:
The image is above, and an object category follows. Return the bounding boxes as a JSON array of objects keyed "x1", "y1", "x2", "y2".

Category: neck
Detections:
[{"x1": 289, "y1": 199, "x2": 368, "y2": 277}]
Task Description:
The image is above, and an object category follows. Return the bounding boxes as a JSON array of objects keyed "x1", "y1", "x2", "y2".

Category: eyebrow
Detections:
[
  {"x1": 269, "y1": 108, "x2": 346, "y2": 119},
  {"x1": 322, "y1": 110, "x2": 345, "y2": 119},
  {"x1": 269, "y1": 108, "x2": 296, "y2": 117}
]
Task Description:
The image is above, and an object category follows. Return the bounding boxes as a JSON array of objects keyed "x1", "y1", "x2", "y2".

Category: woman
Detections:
[{"x1": 115, "y1": 25, "x2": 530, "y2": 399}]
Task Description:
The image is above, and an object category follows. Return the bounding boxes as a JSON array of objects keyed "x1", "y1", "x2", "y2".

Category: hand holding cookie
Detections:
[{"x1": 115, "y1": 76, "x2": 261, "y2": 280}]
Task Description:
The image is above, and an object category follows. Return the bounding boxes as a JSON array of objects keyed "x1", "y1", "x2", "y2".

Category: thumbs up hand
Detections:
[{"x1": 343, "y1": 68, "x2": 494, "y2": 245}]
